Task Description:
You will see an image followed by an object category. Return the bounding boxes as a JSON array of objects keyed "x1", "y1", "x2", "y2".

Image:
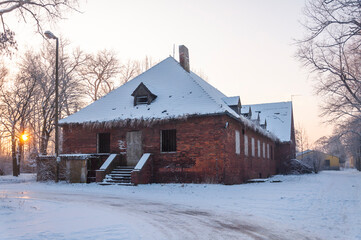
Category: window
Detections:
[
  {"x1": 244, "y1": 135, "x2": 249, "y2": 156},
  {"x1": 263, "y1": 142, "x2": 266, "y2": 158},
  {"x1": 97, "y1": 133, "x2": 110, "y2": 153},
  {"x1": 267, "y1": 144, "x2": 270, "y2": 159},
  {"x1": 251, "y1": 138, "x2": 255, "y2": 157},
  {"x1": 136, "y1": 95, "x2": 148, "y2": 105},
  {"x1": 235, "y1": 130, "x2": 240, "y2": 154},
  {"x1": 132, "y1": 82, "x2": 157, "y2": 106},
  {"x1": 270, "y1": 145, "x2": 273, "y2": 160},
  {"x1": 257, "y1": 140, "x2": 261, "y2": 157},
  {"x1": 161, "y1": 129, "x2": 176, "y2": 152},
  {"x1": 324, "y1": 160, "x2": 330, "y2": 167}
]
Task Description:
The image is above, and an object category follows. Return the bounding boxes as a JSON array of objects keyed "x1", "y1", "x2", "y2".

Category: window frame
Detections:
[
  {"x1": 244, "y1": 135, "x2": 249, "y2": 156},
  {"x1": 235, "y1": 130, "x2": 240, "y2": 154},
  {"x1": 160, "y1": 129, "x2": 177, "y2": 153},
  {"x1": 263, "y1": 142, "x2": 266, "y2": 158},
  {"x1": 251, "y1": 137, "x2": 255, "y2": 157}
]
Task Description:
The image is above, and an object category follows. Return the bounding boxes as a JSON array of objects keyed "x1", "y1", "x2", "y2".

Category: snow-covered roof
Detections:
[
  {"x1": 241, "y1": 102, "x2": 293, "y2": 142},
  {"x1": 60, "y1": 57, "x2": 234, "y2": 123},
  {"x1": 296, "y1": 149, "x2": 313, "y2": 157},
  {"x1": 222, "y1": 96, "x2": 240, "y2": 106},
  {"x1": 60, "y1": 57, "x2": 277, "y2": 140}
]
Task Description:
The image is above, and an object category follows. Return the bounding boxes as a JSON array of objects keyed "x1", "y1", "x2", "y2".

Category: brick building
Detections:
[
  {"x1": 58, "y1": 46, "x2": 294, "y2": 185},
  {"x1": 241, "y1": 102, "x2": 296, "y2": 174}
]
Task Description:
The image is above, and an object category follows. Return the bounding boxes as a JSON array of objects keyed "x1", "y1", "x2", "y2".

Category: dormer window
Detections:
[
  {"x1": 136, "y1": 95, "x2": 148, "y2": 105},
  {"x1": 131, "y1": 82, "x2": 157, "y2": 106},
  {"x1": 222, "y1": 96, "x2": 241, "y2": 114}
]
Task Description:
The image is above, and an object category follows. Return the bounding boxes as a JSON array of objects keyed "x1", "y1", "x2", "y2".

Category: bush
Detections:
[
  {"x1": 0, "y1": 155, "x2": 12, "y2": 175},
  {"x1": 283, "y1": 158, "x2": 313, "y2": 175}
]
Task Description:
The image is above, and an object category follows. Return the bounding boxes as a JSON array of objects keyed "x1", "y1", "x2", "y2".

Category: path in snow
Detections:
[{"x1": 0, "y1": 170, "x2": 360, "y2": 240}]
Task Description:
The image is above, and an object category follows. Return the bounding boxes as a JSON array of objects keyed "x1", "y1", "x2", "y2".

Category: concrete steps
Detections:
[{"x1": 100, "y1": 166, "x2": 134, "y2": 186}]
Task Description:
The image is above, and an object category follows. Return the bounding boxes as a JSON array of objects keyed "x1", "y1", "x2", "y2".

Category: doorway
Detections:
[
  {"x1": 97, "y1": 133, "x2": 110, "y2": 153},
  {"x1": 126, "y1": 131, "x2": 142, "y2": 166}
]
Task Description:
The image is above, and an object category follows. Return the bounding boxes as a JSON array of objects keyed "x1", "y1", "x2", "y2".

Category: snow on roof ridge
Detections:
[
  {"x1": 168, "y1": 57, "x2": 236, "y2": 117},
  {"x1": 116, "y1": 56, "x2": 174, "y2": 89}
]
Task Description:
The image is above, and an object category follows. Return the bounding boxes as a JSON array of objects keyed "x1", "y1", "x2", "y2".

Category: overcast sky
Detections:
[{"x1": 7, "y1": 0, "x2": 332, "y2": 144}]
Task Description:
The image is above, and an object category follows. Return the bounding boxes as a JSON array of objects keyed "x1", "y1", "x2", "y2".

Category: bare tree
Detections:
[
  {"x1": 0, "y1": 65, "x2": 37, "y2": 176},
  {"x1": 78, "y1": 49, "x2": 121, "y2": 102},
  {"x1": 297, "y1": 0, "x2": 361, "y2": 123},
  {"x1": 295, "y1": 123, "x2": 309, "y2": 154},
  {"x1": 0, "y1": 61, "x2": 7, "y2": 90},
  {"x1": 21, "y1": 40, "x2": 86, "y2": 155},
  {"x1": 119, "y1": 59, "x2": 142, "y2": 85},
  {"x1": 119, "y1": 56, "x2": 158, "y2": 85},
  {"x1": 0, "y1": 0, "x2": 79, "y2": 54},
  {"x1": 334, "y1": 118, "x2": 361, "y2": 170}
]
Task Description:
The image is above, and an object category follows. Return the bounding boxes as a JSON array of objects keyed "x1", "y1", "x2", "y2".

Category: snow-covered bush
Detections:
[
  {"x1": 283, "y1": 158, "x2": 313, "y2": 175},
  {"x1": 36, "y1": 157, "x2": 56, "y2": 181}
]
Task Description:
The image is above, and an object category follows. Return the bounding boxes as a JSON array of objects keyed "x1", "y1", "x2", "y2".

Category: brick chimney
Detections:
[{"x1": 179, "y1": 45, "x2": 190, "y2": 72}]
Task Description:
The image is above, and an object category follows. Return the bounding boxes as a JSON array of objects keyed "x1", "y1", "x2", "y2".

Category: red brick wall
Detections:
[
  {"x1": 222, "y1": 117, "x2": 277, "y2": 184},
  {"x1": 62, "y1": 114, "x2": 277, "y2": 184}
]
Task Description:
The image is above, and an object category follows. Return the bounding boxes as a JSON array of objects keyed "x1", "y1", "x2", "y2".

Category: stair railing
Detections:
[
  {"x1": 131, "y1": 153, "x2": 152, "y2": 185},
  {"x1": 96, "y1": 154, "x2": 118, "y2": 182}
]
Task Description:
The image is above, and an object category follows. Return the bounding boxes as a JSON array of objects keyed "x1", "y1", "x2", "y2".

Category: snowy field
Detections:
[{"x1": 0, "y1": 170, "x2": 360, "y2": 240}]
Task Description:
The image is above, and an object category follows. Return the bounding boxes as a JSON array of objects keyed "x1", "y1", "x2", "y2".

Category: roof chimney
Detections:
[{"x1": 179, "y1": 45, "x2": 190, "y2": 72}]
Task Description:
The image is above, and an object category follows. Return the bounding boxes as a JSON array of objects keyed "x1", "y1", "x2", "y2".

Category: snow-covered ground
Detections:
[{"x1": 0, "y1": 170, "x2": 360, "y2": 240}]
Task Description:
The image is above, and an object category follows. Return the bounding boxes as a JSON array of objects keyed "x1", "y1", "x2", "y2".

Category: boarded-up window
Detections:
[
  {"x1": 161, "y1": 129, "x2": 176, "y2": 152},
  {"x1": 244, "y1": 135, "x2": 249, "y2": 156},
  {"x1": 251, "y1": 138, "x2": 255, "y2": 157},
  {"x1": 263, "y1": 142, "x2": 266, "y2": 158},
  {"x1": 235, "y1": 130, "x2": 240, "y2": 154},
  {"x1": 97, "y1": 133, "x2": 110, "y2": 153},
  {"x1": 267, "y1": 144, "x2": 270, "y2": 159},
  {"x1": 257, "y1": 140, "x2": 261, "y2": 157}
]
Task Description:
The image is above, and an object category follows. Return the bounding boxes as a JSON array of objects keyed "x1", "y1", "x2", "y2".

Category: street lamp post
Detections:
[{"x1": 44, "y1": 30, "x2": 60, "y2": 182}]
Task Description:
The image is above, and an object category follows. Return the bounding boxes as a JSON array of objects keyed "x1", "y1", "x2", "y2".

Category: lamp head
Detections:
[{"x1": 44, "y1": 30, "x2": 57, "y2": 39}]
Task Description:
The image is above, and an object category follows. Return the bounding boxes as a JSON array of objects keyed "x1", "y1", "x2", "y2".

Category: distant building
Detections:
[{"x1": 297, "y1": 150, "x2": 340, "y2": 171}]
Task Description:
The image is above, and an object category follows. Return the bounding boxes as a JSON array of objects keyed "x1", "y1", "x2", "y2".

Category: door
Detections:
[
  {"x1": 126, "y1": 131, "x2": 143, "y2": 166},
  {"x1": 97, "y1": 133, "x2": 110, "y2": 153}
]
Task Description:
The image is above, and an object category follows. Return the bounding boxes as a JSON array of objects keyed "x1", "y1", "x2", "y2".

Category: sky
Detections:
[{"x1": 6, "y1": 0, "x2": 333, "y2": 144}]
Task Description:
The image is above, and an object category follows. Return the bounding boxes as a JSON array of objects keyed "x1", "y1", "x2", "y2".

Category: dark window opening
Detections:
[
  {"x1": 242, "y1": 129, "x2": 245, "y2": 135},
  {"x1": 270, "y1": 145, "x2": 273, "y2": 160},
  {"x1": 97, "y1": 133, "x2": 110, "y2": 153},
  {"x1": 161, "y1": 129, "x2": 176, "y2": 152},
  {"x1": 324, "y1": 160, "x2": 330, "y2": 167},
  {"x1": 136, "y1": 95, "x2": 148, "y2": 105}
]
